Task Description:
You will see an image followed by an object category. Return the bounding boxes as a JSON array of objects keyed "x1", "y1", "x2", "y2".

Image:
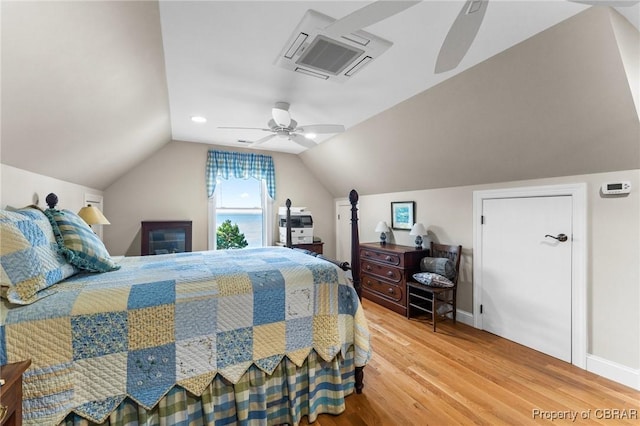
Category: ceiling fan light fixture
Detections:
[
  {"x1": 272, "y1": 102, "x2": 291, "y2": 127},
  {"x1": 191, "y1": 116, "x2": 207, "y2": 123},
  {"x1": 304, "y1": 133, "x2": 317, "y2": 140}
]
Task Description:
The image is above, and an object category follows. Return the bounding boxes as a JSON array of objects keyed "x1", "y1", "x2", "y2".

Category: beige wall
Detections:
[
  {"x1": 301, "y1": 7, "x2": 640, "y2": 198},
  {"x1": 103, "y1": 140, "x2": 337, "y2": 258},
  {"x1": 353, "y1": 169, "x2": 640, "y2": 370},
  {"x1": 0, "y1": 164, "x2": 103, "y2": 212}
]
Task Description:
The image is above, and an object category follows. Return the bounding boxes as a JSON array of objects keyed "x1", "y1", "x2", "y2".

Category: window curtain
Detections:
[{"x1": 206, "y1": 150, "x2": 276, "y2": 199}]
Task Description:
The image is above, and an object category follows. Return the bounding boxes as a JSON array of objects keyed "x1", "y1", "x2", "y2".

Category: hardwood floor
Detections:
[{"x1": 301, "y1": 299, "x2": 640, "y2": 425}]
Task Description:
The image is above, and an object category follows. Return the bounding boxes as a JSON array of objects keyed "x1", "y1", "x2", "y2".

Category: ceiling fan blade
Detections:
[
  {"x1": 250, "y1": 134, "x2": 277, "y2": 146},
  {"x1": 296, "y1": 124, "x2": 345, "y2": 134},
  {"x1": 569, "y1": 0, "x2": 639, "y2": 6},
  {"x1": 271, "y1": 101, "x2": 291, "y2": 127},
  {"x1": 290, "y1": 133, "x2": 318, "y2": 149},
  {"x1": 218, "y1": 126, "x2": 272, "y2": 132},
  {"x1": 435, "y1": 0, "x2": 489, "y2": 74},
  {"x1": 324, "y1": 1, "x2": 421, "y2": 38}
]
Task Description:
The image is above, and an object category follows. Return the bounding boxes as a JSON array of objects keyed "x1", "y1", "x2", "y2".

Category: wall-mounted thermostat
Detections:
[{"x1": 601, "y1": 181, "x2": 631, "y2": 195}]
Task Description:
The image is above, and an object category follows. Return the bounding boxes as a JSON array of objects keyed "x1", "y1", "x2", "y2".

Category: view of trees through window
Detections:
[{"x1": 215, "y1": 177, "x2": 264, "y2": 249}]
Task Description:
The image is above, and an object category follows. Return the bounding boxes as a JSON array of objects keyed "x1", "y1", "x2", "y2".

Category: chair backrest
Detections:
[{"x1": 430, "y1": 242, "x2": 463, "y2": 285}]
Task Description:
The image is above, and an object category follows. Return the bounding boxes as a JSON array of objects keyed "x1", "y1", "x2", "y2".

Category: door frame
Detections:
[
  {"x1": 335, "y1": 197, "x2": 356, "y2": 262},
  {"x1": 472, "y1": 183, "x2": 587, "y2": 368}
]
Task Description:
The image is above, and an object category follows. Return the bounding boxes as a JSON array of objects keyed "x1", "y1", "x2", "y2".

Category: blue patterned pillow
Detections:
[
  {"x1": 420, "y1": 257, "x2": 456, "y2": 280},
  {"x1": 44, "y1": 209, "x2": 120, "y2": 273},
  {"x1": 0, "y1": 207, "x2": 77, "y2": 304},
  {"x1": 412, "y1": 272, "x2": 454, "y2": 288}
]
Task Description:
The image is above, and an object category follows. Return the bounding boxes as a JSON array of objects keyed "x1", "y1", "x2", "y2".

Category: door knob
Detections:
[{"x1": 545, "y1": 233, "x2": 568, "y2": 242}]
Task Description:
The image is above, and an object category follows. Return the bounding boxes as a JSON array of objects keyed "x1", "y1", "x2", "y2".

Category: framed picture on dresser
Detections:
[{"x1": 391, "y1": 201, "x2": 415, "y2": 230}]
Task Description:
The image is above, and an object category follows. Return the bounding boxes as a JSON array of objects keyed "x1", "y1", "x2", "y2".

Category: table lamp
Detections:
[
  {"x1": 77, "y1": 204, "x2": 110, "y2": 227},
  {"x1": 374, "y1": 221, "x2": 390, "y2": 245},
  {"x1": 409, "y1": 222, "x2": 426, "y2": 248}
]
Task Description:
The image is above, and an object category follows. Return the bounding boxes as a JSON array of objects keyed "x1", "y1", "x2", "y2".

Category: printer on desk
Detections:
[{"x1": 278, "y1": 206, "x2": 313, "y2": 244}]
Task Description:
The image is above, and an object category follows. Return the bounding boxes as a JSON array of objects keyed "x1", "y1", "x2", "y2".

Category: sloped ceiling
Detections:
[
  {"x1": 1, "y1": 1, "x2": 638, "y2": 193},
  {"x1": 300, "y1": 6, "x2": 640, "y2": 196},
  {"x1": 1, "y1": 1, "x2": 171, "y2": 190}
]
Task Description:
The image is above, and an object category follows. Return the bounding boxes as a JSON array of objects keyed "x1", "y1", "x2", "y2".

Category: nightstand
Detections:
[
  {"x1": 291, "y1": 242, "x2": 324, "y2": 255},
  {"x1": 0, "y1": 360, "x2": 31, "y2": 426},
  {"x1": 359, "y1": 243, "x2": 427, "y2": 315}
]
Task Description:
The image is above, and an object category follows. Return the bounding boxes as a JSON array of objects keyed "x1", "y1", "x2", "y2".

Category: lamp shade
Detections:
[
  {"x1": 374, "y1": 221, "x2": 390, "y2": 233},
  {"x1": 409, "y1": 222, "x2": 426, "y2": 236},
  {"x1": 77, "y1": 205, "x2": 110, "y2": 226}
]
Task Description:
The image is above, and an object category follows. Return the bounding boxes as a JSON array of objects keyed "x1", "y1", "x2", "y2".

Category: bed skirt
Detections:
[{"x1": 61, "y1": 348, "x2": 356, "y2": 426}]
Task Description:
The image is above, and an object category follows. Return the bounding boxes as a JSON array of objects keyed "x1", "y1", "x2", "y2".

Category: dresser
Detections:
[{"x1": 360, "y1": 243, "x2": 427, "y2": 315}]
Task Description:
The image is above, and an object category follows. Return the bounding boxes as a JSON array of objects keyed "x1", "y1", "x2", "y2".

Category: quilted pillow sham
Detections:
[
  {"x1": 0, "y1": 207, "x2": 77, "y2": 304},
  {"x1": 44, "y1": 209, "x2": 120, "y2": 273},
  {"x1": 412, "y1": 272, "x2": 454, "y2": 288}
]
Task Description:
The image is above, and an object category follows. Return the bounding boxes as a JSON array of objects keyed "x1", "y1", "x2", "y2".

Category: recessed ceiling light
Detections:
[
  {"x1": 191, "y1": 116, "x2": 207, "y2": 123},
  {"x1": 304, "y1": 133, "x2": 317, "y2": 139}
]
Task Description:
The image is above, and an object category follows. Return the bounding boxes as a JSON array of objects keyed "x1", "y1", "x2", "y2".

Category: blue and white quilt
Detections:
[{"x1": 0, "y1": 247, "x2": 371, "y2": 425}]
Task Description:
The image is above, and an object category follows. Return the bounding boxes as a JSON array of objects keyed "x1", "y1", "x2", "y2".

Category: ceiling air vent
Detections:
[{"x1": 274, "y1": 10, "x2": 392, "y2": 83}]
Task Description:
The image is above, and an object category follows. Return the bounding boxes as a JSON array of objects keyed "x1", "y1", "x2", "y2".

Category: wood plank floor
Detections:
[{"x1": 301, "y1": 299, "x2": 640, "y2": 425}]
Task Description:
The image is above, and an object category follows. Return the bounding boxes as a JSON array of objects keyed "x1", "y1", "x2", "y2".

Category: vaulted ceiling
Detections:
[{"x1": 1, "y1": 1, "x2": 639, "y2": 193}]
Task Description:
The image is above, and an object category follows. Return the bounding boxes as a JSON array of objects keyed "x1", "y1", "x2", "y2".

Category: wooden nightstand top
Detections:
[
  {"x1": 360, "y1": 242, "x2": 426, "y2": 254},
  {"x1": 1, "y1": 360, "x2": 31, "y2": 426}
]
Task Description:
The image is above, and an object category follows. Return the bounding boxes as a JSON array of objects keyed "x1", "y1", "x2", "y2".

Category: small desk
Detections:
[
  {"x1": 0, "y1": 360, "x2": 31, "y2": 426},
  {"x1": 276, "y1": 242, "x2": 324, "y2": 255},
  {"x1": 291, "y1": 242, "x2": 324, "y2": 255}
]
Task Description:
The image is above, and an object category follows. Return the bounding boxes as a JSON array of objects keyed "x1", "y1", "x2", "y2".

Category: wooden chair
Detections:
[{"x1": 406, "y1": 242, "x2": 462, "y2": 331}]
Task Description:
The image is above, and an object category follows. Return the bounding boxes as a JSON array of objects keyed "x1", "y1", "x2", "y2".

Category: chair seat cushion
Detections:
[
  {"x1": 420, "y1": 257, "x2": 456, "y2": 279},
  {"x1": 412, "y1": 272, "x2": 454, "y2": 288}
]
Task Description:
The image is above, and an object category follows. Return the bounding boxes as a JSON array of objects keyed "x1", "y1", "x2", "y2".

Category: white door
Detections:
[
  {"x1": 336, "y1": 202, "x2": 352, "y2": 263},
  {"x1": 481, "y1": 196, "x2": 573, "y2": 362}
]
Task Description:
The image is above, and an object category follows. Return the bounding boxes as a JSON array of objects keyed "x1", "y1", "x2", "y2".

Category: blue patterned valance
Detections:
[{"x1": 206, "y1": 150, "x2": 276, "y2": 199}]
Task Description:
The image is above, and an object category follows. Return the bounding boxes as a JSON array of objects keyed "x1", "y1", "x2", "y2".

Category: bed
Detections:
[{"x1": 0, "y1": 190, "x2": 369, "y2": 426}]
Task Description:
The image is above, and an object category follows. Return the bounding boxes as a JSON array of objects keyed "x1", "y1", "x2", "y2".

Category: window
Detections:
[
  {"x1": 205, "y1": 150, "x2": 276, "y2": 250},
  {"x1": 208, "y1": 177, "x2": 272, "y2": 249}
]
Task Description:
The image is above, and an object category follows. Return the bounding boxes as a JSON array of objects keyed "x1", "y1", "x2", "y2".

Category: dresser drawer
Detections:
[
  {"x1": 362, "y1": 274, "x2": 403, "y2": 303},
  {"x1": 361, "y1": 260, "x2": 402, "y2": 283},
  {"x1": 360, "y1": 248, "x2": 402, "y2": 267}
]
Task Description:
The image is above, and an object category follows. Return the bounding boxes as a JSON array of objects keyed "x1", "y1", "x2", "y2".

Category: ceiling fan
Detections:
[
  {"x1": 434, "y1": 0, "x2": 640, "y2": 73},
  {"x1": 218, "y1": 102, "x2": 345, "y2": 149},
  {"x1": 274, "y1": 0, "x2": 638, "y2": 75}
]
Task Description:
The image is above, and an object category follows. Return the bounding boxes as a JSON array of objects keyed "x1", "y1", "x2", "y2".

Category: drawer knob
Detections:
[
  {"x1": 387, "y1": 287, "x2": 394, "y2": 294},
  {"x1": 385, "y1": 255, "x2": 392, "y2": 261},
  {"x1": 365, "y1": 265, "x2": 371, "y2": 271},
  {"x1": 387, "y1": 271, "x2": 394, "y2": 277},
  {"x1": 364, "y1": 251, "x2": 371, "y2": 257}
]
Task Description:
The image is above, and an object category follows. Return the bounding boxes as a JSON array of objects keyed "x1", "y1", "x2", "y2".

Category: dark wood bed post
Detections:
[
  {"x1": 349, "y1": 189, "x2": 361, "y2": 300},
  {"x1": 46, "y1": 193, "x2": 58, "y2": 209},
  {"x1": 285, "y1": 198, "x2": 292, "y2": 248},
  {"x1": 349, "y1": 189, "x2": 364, "y2": 394}
]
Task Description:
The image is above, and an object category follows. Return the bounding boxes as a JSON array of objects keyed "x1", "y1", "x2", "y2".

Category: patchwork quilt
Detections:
[{"x1": 0, "y1": 247, "x2": 371, "y2": 426}]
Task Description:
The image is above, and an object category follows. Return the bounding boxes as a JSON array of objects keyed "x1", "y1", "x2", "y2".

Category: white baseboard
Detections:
[
  {"x1": 586, "y1": 354, "x2": 640, "y2": 390},
  {"x1": 460, "y1": 311, "x2": 639, "y2": 390},
  {"x1": 455, "y1": 309, "x2": 474, "y2": 326}
]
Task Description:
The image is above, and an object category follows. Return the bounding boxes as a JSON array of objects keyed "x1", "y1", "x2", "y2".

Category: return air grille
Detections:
[
  {"x1": 274, "y1": 9, "x2": 393, "y2": 83},
  {"x1": 296, "y1": 35, "x2": 364, "y2": 76}
]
